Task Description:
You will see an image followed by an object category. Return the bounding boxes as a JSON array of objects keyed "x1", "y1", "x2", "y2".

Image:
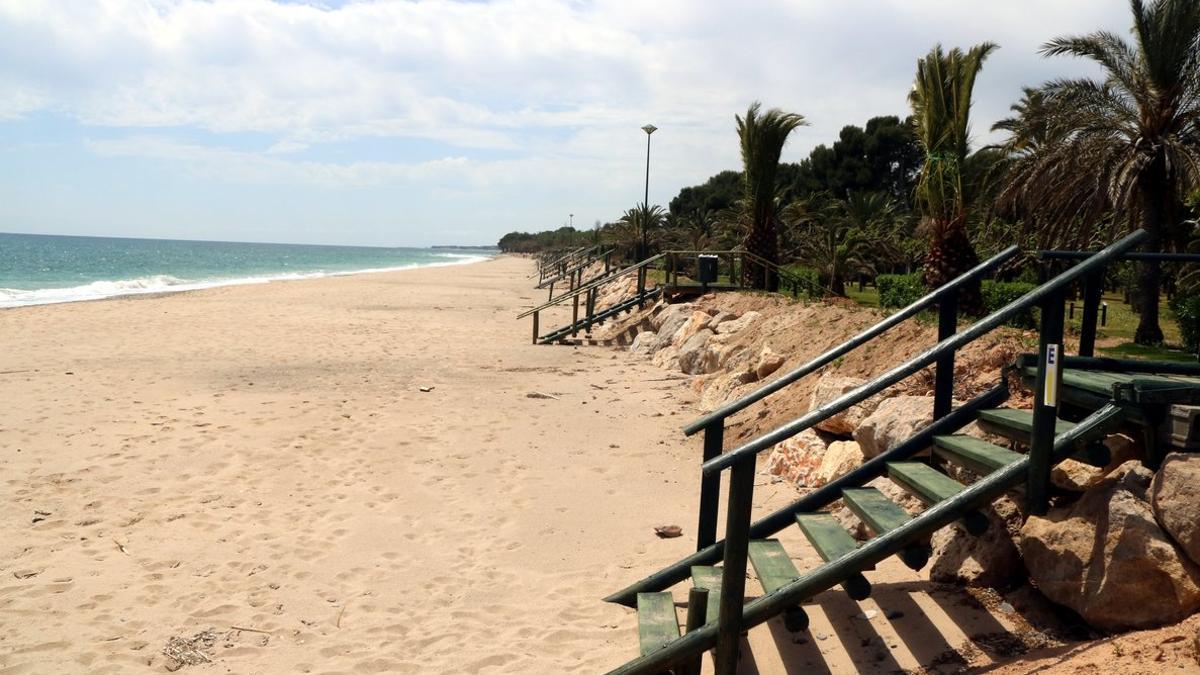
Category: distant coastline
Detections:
[{"x1": 0, "y1": 232, "x2": 494, "y2": 309}]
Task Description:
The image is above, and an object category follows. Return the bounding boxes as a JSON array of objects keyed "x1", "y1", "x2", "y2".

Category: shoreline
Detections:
[{"x1": 0, "y1": 252, "x2": 495, "y2": 310}]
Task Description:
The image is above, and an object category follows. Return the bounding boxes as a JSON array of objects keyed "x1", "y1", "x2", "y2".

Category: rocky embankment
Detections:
[{"x1": 605, "y1": 290, "x2": 1200, "y2": 645}]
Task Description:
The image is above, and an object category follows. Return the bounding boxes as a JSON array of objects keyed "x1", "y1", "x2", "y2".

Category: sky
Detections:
[{"x1": 0, "y1": 0, "x2": 1133, "y2": 248}]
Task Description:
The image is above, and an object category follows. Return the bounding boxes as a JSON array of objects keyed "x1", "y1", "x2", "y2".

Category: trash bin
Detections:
[{"x1": 698, "y1": 255, "x2": 719, "y2": 284}]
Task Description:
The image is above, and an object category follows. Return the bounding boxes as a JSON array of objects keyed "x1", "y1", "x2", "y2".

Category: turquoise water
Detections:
[{"x1": 0, "y1": 232, "x2": 495, "y2": 308}]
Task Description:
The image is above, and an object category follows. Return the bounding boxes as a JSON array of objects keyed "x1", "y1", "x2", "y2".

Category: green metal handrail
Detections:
[{"x1": 702, "y1": 230, "x2": 1147, "y2": 477}]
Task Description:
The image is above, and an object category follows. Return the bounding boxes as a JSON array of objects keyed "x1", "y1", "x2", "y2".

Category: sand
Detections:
[{"x1": 2, "y1": 255, "x2": 1130, "y2": 674}]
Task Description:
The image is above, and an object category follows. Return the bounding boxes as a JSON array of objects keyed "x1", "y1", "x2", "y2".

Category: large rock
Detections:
[
  {"x1": 1020, "y1": 462, "x2": 1200, "y2": 632},
  {"x1": 651, "y1": 304, "x2": 695, "y2": 351},
  {"x1": 629, "y1": 330, "x2": 658, "y2": 356},
  {"x1": 755, "y1": 345, "x2": 786, "y2": 380},
  {"x1": 651, "y1": 345, "x2": 680, "y2": 370},
  {"x1": 929, "y1": 495, "x2": 1024, "y2": 587},
  {"x1": 707, "y1": 311, "x2": 738, "y2": 331},
  {"x1": 1152, "y1": 453, "x2": 1200, "y2": 568},
  {"x1": 853, "y1": 395, "x2": 934, "y2": 458},
  {"x1": 766, "y1": 429, "x2": 829, "y2": 486},
  {"x1": 1050, "y1": 433, "x2": 1142, "y2": 492},
  {"x1": 715, "y1": 311, "x2": 760, "y2": 335},
  {"x1": 671, "y1": 311, "x2": 713, "y2": 349},
  {"x1": 697, "y1": 369, "x2": 757, "y2": 412},
  {"x1": 678, "y1": 329, "x2": 716, "y2": 375},
  {"x1": 810, "y1": 374, "x2": 888, "y2": 437},
  {"x1": 812, "y1": 440, "x2": 864, "y2": 487}
]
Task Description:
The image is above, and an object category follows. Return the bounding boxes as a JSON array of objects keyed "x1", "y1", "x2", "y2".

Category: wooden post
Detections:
[
  {"x1": 714, "y1": 456, "x2": 754, "y2": 675},
  {"x1": 532, "y1": 311, "x2": 540, "y2": 345},
  {"x1": 934, "y1": 289, "x2": 957, "y2": 420},
  {"x1": 548, "y1": 281, "x2": 554, "y2": 302},
  {"x1": 1029, "y1": 287, "x2": 1065, "y2": 515},
  {"x1": 572, "y1": 293, "x2": 580, "y2": 336},
  {"x1": 680, "y1": 587, "x2": 710, "y2": 675},
  {"x1": 696, "y1": 421, "x2": 724, "y2": 551},
  {"x1": 1079, "y1": 270, "x2": 1103, "y2": 357}
]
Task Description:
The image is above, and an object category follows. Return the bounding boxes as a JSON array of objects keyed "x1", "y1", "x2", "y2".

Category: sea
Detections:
[{"x1": 0, "y1": 232, "x2": 496, "y2": 309}]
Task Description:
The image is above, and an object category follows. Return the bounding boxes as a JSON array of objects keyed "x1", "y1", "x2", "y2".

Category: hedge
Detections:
[
  {"x1": 876, "y1": 273, "x2": 1037, "y2": 328},
  {"x1": 1170, "y1": 292, "x2": 1200, "y2": 353}
]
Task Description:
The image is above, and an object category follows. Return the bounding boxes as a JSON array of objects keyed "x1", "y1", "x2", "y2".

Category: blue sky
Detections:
[{"x1": 0, "y1": 0, "x2": 1130, "y2": 247}]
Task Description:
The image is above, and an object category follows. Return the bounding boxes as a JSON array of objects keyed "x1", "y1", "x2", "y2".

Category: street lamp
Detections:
[
  {"x1": 569, "y1": 213, "x2": 574, "y2": 228},
  {"x1": 641, "y1": 124, "x2": 657, "y2": 260}
]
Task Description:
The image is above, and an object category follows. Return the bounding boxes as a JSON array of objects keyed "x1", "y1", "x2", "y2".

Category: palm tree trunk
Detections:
[
  {"x1": 1134, "y1": 170, "x2": 1168, "y2": 345},
  {"x1": 742, "y1": 221, "x2": 779, "y2": 291},
  {"x1": 922, "y1": 220, "x2": 982, "y2": 315}
]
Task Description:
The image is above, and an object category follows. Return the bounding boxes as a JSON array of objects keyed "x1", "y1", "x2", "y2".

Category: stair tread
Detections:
[
  {"x1": 795, "y1": 513, "x2": 859, "y2": 562},
  {"x1": 747, "y1": 539, "x2": 800, "y2": 594},
  {"x1": 887, "y1": 462, "x2": 966, "y2": 505},
  {"x1": 690, "y1": 566, "x2": 722, "y2": 625},
  {"x1": 978, "y1": 408, "x2": 1076, "y2": 436},
  {"x1": 841, "y1": 487, "x2": 912, "y2": 535},
  {"x1": 934, "y1": 435, "x2": 1024, "y2": 473},
  {"x1": 636, "y1": 592, "x2": 679, "y2": 655}
]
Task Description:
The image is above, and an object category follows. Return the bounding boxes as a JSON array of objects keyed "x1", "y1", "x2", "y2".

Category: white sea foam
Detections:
[{"x1": 0, "y1": 254, "x2": 491, "y2": 309}]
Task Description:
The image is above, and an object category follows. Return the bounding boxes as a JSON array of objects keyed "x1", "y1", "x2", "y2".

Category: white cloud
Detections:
[{"x1": 0, "y1": 0, "x2": 1135, "y2": 241}]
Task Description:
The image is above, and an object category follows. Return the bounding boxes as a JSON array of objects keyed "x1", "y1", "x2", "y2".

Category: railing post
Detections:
[
  {"x1": 934, "y1": 288, "x2": 958, "y2": 419},
  {"x1": 548, "y1": 281, "x2": 554, "y2": 302},
  {"x1": 572, "y1": 292, "x2": 580, "y2": 336},
  {"x1": 715, "y1": 456, "x2": 754, "y2": 675},
  {"x1": 1029, "y1": 287, "x2": 1065, "y2": 516},
  {"x1": 532, "y1": 311, "x2": 539, "y2": 345},
  {"x1": 696, "y1": 421, "x2": 724, "y2": 551},
  {"x1": 1078, "y1": 269, "x2": 1104, "y2": 357},
  {"x1": 680, "y1": 587, "x2": 710, "y2": 675},
  {"x1": 637, "y1": 266, "x2": 646, "y2": 308}
]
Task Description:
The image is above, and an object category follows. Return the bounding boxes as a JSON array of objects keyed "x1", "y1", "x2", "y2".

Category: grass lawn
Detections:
[{"x1": 838, "y1": 286, "x2": 1195, "y2": 361}]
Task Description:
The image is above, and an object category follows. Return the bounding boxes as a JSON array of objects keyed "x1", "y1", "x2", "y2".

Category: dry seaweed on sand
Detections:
[{"x1": 162, "y1": 629, "x2": 226, "y2": 668}]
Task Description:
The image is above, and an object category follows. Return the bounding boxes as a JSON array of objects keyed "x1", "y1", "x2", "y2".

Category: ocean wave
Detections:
[{"x1": 0, "y1": 254, "x2": 492, "y2": 309}]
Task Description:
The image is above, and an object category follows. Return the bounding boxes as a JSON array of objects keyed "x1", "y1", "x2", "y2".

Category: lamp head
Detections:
[{"x1": 642, "y1": 124, "x2": 658, "y2": 135}]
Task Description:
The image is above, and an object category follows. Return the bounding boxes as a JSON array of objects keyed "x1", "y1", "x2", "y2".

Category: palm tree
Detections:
[
  {"x1": 996, "y1": 0, "x2": 1200, "y2": 344},
  {"x1": 780, "y1": 193, "x2": 876, "y2": 295},
  {"x1": 736, "y1": 102, "x2": 808, "y2": 290},
  {"x1": 909, "y1": 42, "x2": 998, "y2": 314}
]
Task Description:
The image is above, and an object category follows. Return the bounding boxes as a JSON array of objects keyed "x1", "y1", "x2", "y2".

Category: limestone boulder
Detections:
[
  {"x1": 651, "y1": 345, "x2": 679, "y2": 370},
  {"x1": 1152, "y1": 453, "x2": 1200, "y2": 568},
  {"x1": 715, "y1": 310, "x2": 761, "y2": 335},
  {"x1": 755, "y1": 345, "x2": 786, "y2": 380},
  {"x1": 650, "y1": 302, "x2": 693, "y2": 332},
  {"x1": 707, "y1": 311, "x2": 738, "y2": 330},
  {"x1": 671, "y1": 311, "x2": 713, "y2": 349},
  {"x1": 812, "y1": 440, "x2": 864, "y2": 487},
  {"x1": 766, "y1": 429, "x2": 829, "y2": 486},
  {"x1": 697, "y1": 369, "x2": 757, "y2": 412},
  {"x1": 831, "y1": 505, "x2": 869, "y2": 541},
  {"x1": 853, "y1": 395, "x2": 934, "y2": 457},
  {"x1": 629, "y1": 330, "x2": 658, "y2": 357},
  {"x1": 929, "y1": 495, "x2": 1024, "y2": 587},
  {"x1": 1020, "y1": 462, "x2": 1200, "y2": 632},
  {"x1": 678, "y1": 329, "x2": 717, "y2": 375},
  {"x1": 1050, "y1": 434, "x2": 1143, "y2": 492},
  {"x1": 810, "y1": 374, "x2": 888, "y2": 437}
]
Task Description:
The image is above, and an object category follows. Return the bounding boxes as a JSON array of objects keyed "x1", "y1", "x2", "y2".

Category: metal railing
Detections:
[
  {"x1": 682, "y1": 245, "x2": 1019, "y2": 551},
  {"x1": 604, "y1": 230, "x2": 1149, "y2": 675}
]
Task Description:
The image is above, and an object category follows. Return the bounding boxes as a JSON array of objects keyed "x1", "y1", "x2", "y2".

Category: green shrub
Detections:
[
  {"x1": 1170, "y1": 292, "x2": 1200, "y2": 353},
  {"x1": 982, "y1": 280, "x2": 1037, "y2": 329},
  {"x1": 877, "y1": 273, "x2": 923, "y2": 308}
]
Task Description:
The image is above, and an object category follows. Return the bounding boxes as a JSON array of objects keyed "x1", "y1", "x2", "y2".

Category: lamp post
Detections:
[
  {"x1": 641, "y1": 124, "x2": 657, "y2": 260},
  {"x1": 569, "y1": 213, "x2": 574, "y2": 228}
]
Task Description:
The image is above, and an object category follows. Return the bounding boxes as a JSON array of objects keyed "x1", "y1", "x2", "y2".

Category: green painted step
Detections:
[
  {"x1": 933, "y1": 435, "x2": 1023, "y2": 475},
  {"x1": 978, "y1": 408, "x2": 1075, "y2": 439},
  {"x1": 841, "y1": 487, "x2": 929, "y2": 571},
  {"x1": 636, "y1": 592, "x2": 679, "y2": 656},
  {"x1": 747, "y1": 539, "x2": 799, "y2": 594},
  {"x1": 887, "y1": 462, "x2": 989, "y2": 536},
  {"x1": 690, "y1": 566, "x2": 722, "y2": 625},
  {"x1": 887, "y1": 462, "x2": 966, "y2": 504},
  {"x1": 794, "y1": 514, "x2": 872, "y2": 600},
  {"x1": 976, "y1": 409, "x2": 1110, "y2": 466},
  {"x1": 746, "y1": 539, "x2": 812, "y2": 630}
]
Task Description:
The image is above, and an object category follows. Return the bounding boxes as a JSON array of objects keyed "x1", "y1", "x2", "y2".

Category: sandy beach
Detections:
[
  {"x1": 5, "y1": 255, "x2": 1148, "y2": 675},
  {"x1": 1, "y1": 255, "x2": 726, "y2": 673}
]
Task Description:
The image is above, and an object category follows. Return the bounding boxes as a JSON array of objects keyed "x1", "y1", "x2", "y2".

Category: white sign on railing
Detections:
[{"x1": 1044, "y1": 344, "x2": 1060, "y2": 407}]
